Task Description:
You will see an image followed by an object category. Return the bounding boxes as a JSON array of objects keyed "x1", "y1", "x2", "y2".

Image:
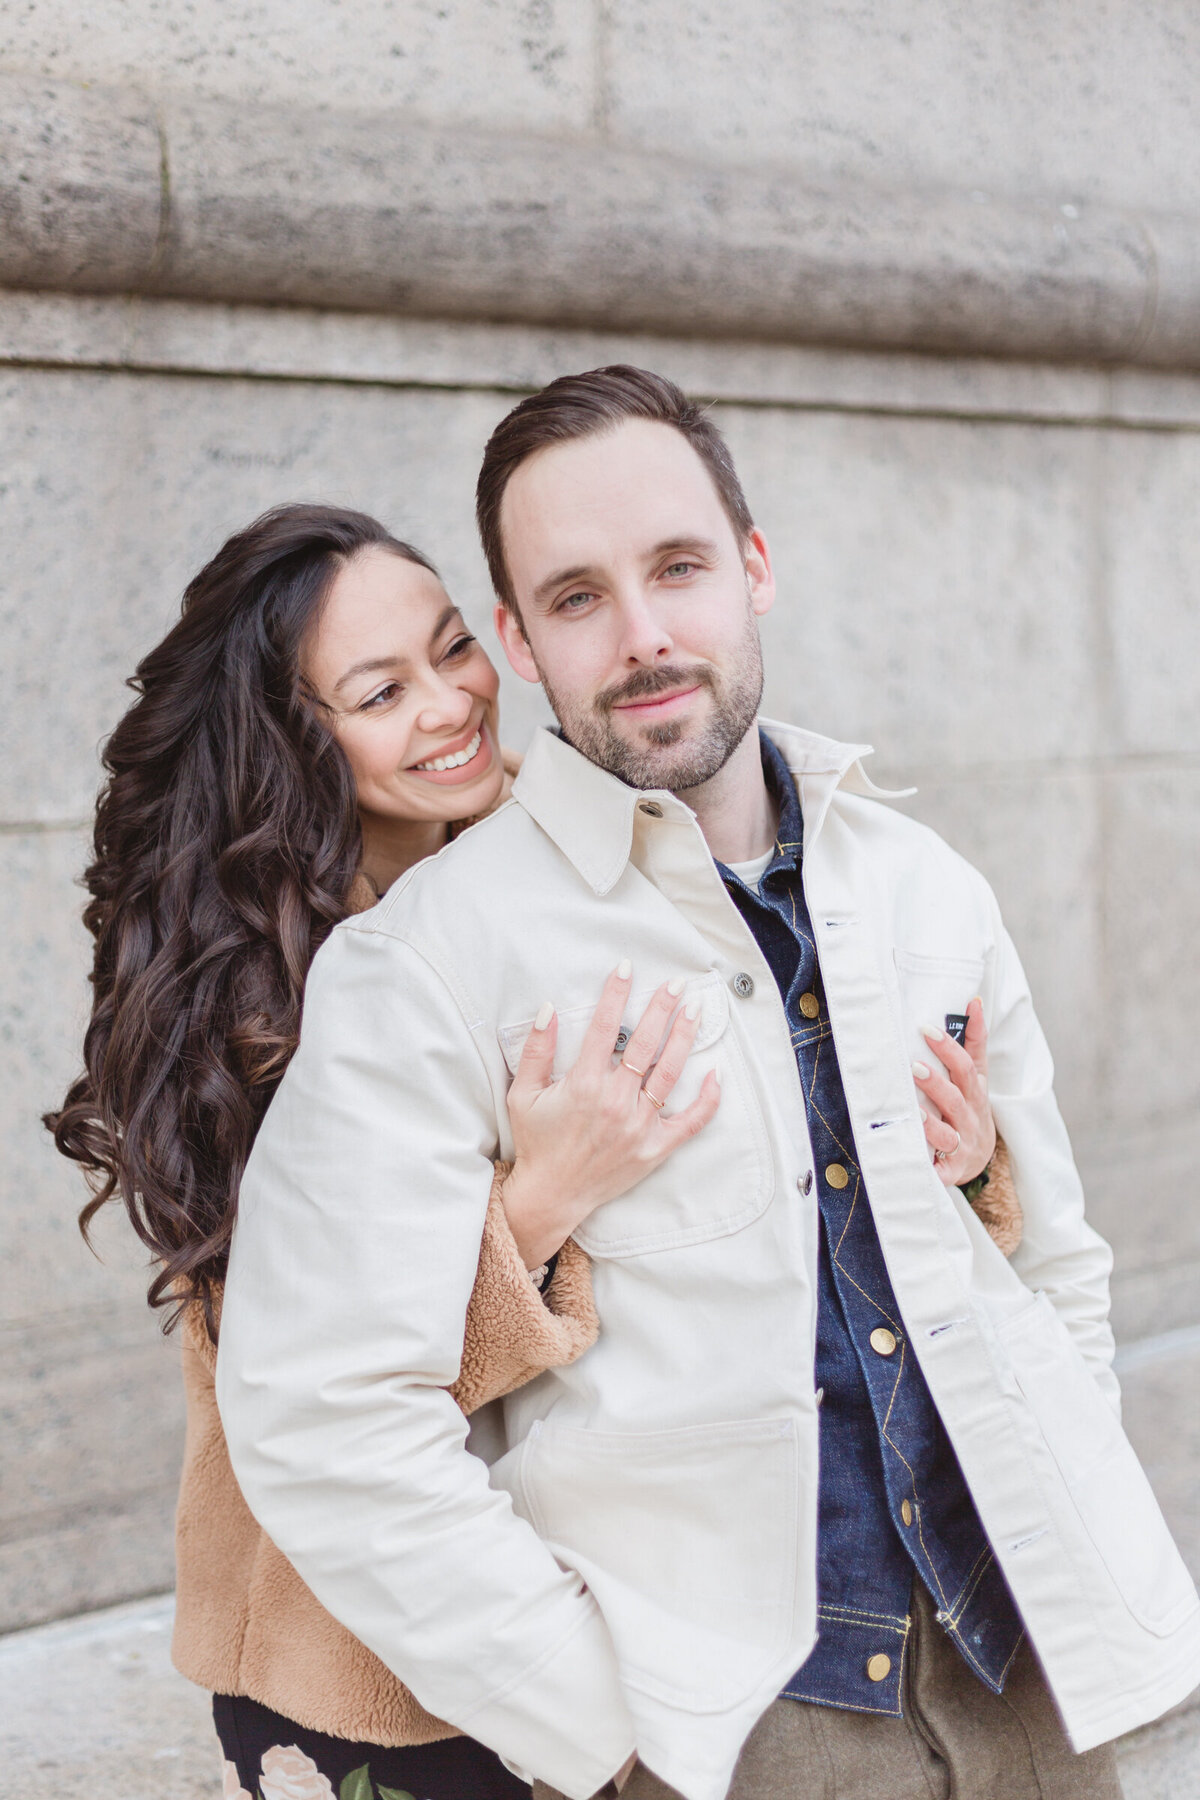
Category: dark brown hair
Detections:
[
  {"x1": 475, "y1": 365, "x2": 754, "y2": 615},
  {"x1": 45, "y1": 503, "x2": 437, "y2": 1338}
]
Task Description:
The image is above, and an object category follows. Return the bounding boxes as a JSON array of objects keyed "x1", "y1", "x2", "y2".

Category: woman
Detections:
[
  {"x1": 47, "y1": 504, "x2": 721, "y2": 1800},
  {"x1": 49, "y1": 502, "x2": 1017, "y2": 1800}
]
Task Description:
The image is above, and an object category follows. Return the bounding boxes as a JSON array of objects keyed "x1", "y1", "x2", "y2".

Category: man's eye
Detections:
[
  {"x1": 556, "y1": 591, "x2": 597, "y2": 613},
  {"x1": 664, "y1": 560, "x2": 697, "y2": 578},
  {"x1": 359, "y1": 682, "x2": 402, "y2": 711}
]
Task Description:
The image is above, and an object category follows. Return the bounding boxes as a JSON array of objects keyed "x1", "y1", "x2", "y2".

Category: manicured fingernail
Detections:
[
  {"x1": 919, "y1": 1107, "x2": 928, "y2": 1121},
  {"x1": 534, "y1": 1001, "x2": 555, "y2": 1031},
  {"x1": 685, "y1": 1000, "x2": 700, "y2": 1021},
  {"x1": 912, "y1": 1060, "x2": 931, "y2": 1079},
  {"x1": 667, "y1": 976, "x2": 686, "y2": 997},
  {"x1": 970, "y1": 996, "x2": 982, "y2": 1009},
  {"x1": 923, "y1": 1024, "x2": 945, "y2": 1041},
  {"x1": 616, "y1": 959, "x2": 632, "y2": 980}
]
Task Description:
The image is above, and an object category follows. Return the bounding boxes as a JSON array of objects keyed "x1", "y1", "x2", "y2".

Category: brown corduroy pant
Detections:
[{"x1": 533, "y1": 1584, "x2": 1124, "y2": 1800}]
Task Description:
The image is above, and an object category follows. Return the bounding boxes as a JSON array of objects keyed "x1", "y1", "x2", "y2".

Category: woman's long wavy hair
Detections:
[{"x1": 45, "y1": 503, "x2": 437, "y2": 1338}]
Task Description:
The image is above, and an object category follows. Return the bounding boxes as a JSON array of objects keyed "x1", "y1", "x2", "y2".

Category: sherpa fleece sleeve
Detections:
[{"x1": 450, "y1": 1165, "x2": 597, "y2": 1416}]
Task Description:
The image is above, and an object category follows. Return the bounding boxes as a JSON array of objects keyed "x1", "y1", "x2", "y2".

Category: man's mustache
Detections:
[{"x1": 596, "y1": 664, "x2": 716, "y2": 716}]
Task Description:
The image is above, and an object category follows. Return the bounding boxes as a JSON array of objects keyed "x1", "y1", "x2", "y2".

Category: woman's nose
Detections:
[{"x1": 414, "y1": 674, "x2": 474, "y2": 734}]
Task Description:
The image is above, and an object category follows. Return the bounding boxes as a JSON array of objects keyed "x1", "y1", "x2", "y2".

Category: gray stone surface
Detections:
[
  {"x1": 3, "y1": 1, "x2": 1199, "y2": 221},
  {"x1": 5, "y1": 69, "x2": 1200, "y2": 366},
  {"x1": 0, "y1": 0, "x2": 598, "y2": 128},
  {"x1": 0, "y1": 1596, "x2": 220, "y2": 1800},
  {"x1": 601, "y1": 4, "x2": 1200, "y2": 217}
]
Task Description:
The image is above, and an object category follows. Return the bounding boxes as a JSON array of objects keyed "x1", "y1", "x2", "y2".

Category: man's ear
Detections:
[
  {"x1": 745, "y1": 528, "x2": 776, "y2": 620},
  {"x1": 493, "y1": 601, "x2": 540, "y2": 683}
]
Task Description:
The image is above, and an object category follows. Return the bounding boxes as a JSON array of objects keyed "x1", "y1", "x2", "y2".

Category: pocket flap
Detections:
[{"x1": 498, "y1": 971, "x2": 729, "y2": 1078}]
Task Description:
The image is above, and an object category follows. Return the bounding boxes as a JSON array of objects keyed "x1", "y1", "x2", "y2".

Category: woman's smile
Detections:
[{"x1": 408, "y1": 720, "x2": 494, "y2": 784}]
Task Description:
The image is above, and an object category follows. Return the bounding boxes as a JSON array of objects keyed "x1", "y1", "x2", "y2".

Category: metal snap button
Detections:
[
  {"x1": 797, "y1": 1170, "x2": 814, "y2": 1196},
  {"x1": 869, "y1": 1327, "x2": 898, "y2": 1357},
  {"x1": 866, "y1": 1653, "x2": 892, "y2": 1682},
  {"x1": 639, "y1": 801, "x2": 664, "y2": 817},
  {"x1": 730, "y1": 971, "x2": 755, "y2": 999}
]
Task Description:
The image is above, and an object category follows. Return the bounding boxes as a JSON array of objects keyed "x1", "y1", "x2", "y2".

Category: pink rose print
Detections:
[
  {"x1": 221, "y1": 1760, "x2": 253, "y2": 1800},
  {"x1": 258, "y1": 1743, "x2": 337, "y2": 1800}
]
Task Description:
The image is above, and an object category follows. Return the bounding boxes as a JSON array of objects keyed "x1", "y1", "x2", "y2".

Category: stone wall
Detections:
[{"x1": 2, "y1": 3, "x2": 1198, "y2": 1631}]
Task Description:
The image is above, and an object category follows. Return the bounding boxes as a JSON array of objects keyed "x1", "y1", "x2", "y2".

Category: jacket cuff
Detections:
[{"x1": 449, "y1": 1164, "x2": 599, "y2": 1416}]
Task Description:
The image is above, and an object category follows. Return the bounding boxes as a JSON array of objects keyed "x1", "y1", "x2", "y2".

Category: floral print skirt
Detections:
[{"x1": 214, "y1": 1693, "x2": 530, "y2": 1800}]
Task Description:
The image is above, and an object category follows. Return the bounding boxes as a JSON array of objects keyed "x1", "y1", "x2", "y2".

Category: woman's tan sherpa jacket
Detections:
[{"x1": 171, "y1": 799, "x2": 1022, "y2": 1746}]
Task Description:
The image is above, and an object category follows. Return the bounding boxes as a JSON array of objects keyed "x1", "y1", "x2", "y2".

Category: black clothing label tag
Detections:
[{"x1": 944, "y1": 1012, "x2": 969, "y2": 1046}]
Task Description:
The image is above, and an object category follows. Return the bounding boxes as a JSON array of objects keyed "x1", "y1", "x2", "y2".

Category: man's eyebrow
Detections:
[
  {"x1": 529, "y1": 539, "x2": 721, "y2": 610},
  {"x1": 331, "y1": 604, "x2": 462, "y2": 694},
  {"x1": 651, "y1": 535, "x2": 721, "y2": 561},
  {"x1": 530, "y1": 564, "x2": 596, "y2": 610}
]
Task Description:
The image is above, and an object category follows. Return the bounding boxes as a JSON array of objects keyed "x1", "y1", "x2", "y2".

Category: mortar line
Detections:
[{"x1": 4, "y1": 350, "x2": 1200, "y2": 435}]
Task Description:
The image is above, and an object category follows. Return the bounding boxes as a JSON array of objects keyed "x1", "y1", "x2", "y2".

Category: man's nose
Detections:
[{"x1": 616, "y1": 592, "x2": 673, "y2": 665}]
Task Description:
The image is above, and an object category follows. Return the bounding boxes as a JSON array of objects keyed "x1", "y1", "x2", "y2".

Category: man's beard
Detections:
[{"x1": 536, "y1": 613, "x2": 764, "y2": 793}]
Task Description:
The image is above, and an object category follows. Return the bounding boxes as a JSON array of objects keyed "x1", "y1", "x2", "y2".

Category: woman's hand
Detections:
[
  {"x1": 502, "y1": 962, "x2": 721, "y2": 1269},
  {"x1": 912, "y1": 996, "x2": 996, "y2": 1188}
]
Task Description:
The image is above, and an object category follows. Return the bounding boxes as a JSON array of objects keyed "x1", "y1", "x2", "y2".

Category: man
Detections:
[{"x1": 218, "y1": 368, "x2": 1200, "y2": 1800}]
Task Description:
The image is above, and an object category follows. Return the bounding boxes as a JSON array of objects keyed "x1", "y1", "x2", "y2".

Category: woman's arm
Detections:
[
  {"x1": 450, "y1": 1166, "x2": 596, "y2": 1415},
  {"x1": 451, "y1": 965, "x2": 721, "y2": 1411}
]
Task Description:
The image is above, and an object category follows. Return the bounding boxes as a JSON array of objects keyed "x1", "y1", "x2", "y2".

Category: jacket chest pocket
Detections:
[
  {"x1": 892, "y1": 948, "x2": 989, "y2": 1060},
  {"x1": 497, "y1": 971, "x2": 773, "y2": 1256}
]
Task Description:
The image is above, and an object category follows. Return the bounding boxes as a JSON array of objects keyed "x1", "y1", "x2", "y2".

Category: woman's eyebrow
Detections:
[
  {"x1": 331, "y1": 607, "x2": 464, "y2": 695},
  {"x1": 331, "y1": 654, "x2": 407, "y2": 696},
  {"x1": 429, "y1": 603, "x2": 462, "y2": 643}
]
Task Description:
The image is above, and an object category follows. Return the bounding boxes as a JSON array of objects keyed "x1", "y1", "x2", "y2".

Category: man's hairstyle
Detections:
[{"x1": 475, "y1": 365, "x2": 755, "y2": 615}]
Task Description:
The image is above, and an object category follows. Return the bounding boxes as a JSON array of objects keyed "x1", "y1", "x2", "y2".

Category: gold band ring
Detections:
[
  {"x1": 622, "y1": 1059, "x2": 649, "y2": 1079},
  {"x1": 642, "y1": 1088, "x2": 666, "y2": 1110}
]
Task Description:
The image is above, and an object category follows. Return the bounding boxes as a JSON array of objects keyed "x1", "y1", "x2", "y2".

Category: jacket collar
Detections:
[{"x1": 512, "y1": 719, "x2": 913, "y2": 897}]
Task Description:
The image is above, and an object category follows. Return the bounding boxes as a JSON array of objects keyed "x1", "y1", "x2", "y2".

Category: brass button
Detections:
[
  {"x1": 866, "y1": 1653, "x2": 892, "y2": 1683},
  {"x1": 901, "y1": 1499, "x2": 913, "y2": 1526},
  {"x1": 870, "y1": 1327, "x2": 898, "y2": 1357},
  {"x1": 825, "y1": 1163, "x2": 849, "y2": 1190},
  {"x1": 639, "y1": 801, "x2": 664, "y2": 818},
  {"x1": 797, "y1": 1170, "x2": 814, "y2": 1196},
  {"x1": 799, "y1": 991, "x2": 820, "y2": 1019},
  {"x1": 731, "y1": 972, "x2": 755, "y2": 999}
]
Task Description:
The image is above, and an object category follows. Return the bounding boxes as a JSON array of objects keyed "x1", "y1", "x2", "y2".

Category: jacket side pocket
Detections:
[
  {"x1": 1001, "y1": 1293, "x2": 1197, "y2": 1637},
  {"x1": 495, "y1": 1416, "x2": 800, "y2": 1713}
]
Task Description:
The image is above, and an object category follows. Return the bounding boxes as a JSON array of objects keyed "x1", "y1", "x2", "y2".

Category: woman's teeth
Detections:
[{"x1": 414, "y1": 729, "x2": 482, "y2": 773}]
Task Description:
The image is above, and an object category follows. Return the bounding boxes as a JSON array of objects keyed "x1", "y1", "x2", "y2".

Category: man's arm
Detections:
[
  {"x1": 215, "y1": 920, "x2": 634, "y2": 1796},
  {"x1": 983, "y1": 906, "x2": 1119, "y2": 1410}
]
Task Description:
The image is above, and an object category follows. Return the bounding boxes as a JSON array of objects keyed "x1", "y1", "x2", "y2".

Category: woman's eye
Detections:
[
  {"x1": 359, "y1": 681, "x2": 402, "y2": 712},
  {"x1": 442, "y1": 633, "x2": 477, "y2": 661}
]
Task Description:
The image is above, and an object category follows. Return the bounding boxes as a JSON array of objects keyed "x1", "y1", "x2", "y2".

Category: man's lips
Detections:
[{"x1": 611, "y1": 684, "x2": 703, "y2": 720}]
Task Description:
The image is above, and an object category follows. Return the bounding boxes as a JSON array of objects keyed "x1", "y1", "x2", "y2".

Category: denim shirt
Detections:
[{"x1": 717, "y1": 735, "x2": 1024, "y2": 1716}]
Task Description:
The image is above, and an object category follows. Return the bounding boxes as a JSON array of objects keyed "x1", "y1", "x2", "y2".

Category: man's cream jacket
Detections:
[{"x1": 218, "y1": 721, "x2": 1200, "y2": 1800}]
